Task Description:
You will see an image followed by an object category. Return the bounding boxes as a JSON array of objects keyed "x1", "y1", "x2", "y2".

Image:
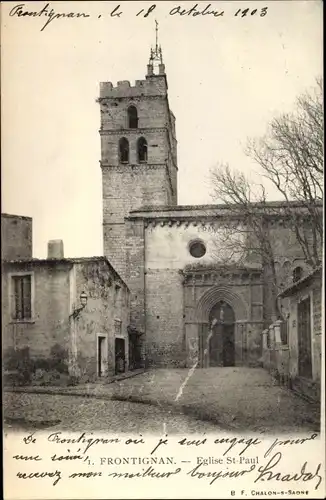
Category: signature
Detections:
[{"x1": 255, "y1": 452, "x2": 322, "y2": 491}]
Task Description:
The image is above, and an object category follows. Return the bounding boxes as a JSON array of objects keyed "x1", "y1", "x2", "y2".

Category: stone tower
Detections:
[{"x1": 99, "y1": 32, "x2": 178, "y2": 279}]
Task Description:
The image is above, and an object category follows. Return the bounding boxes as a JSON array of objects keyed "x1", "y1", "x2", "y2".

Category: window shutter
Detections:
[
  {"x1": 13, "y1": 277, "x2": 22, "y2": 320},
  {"x1": 23, "y1": 275, "x2": 32, "y2": 319}
]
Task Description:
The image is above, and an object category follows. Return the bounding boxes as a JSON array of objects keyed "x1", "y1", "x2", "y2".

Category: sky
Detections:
[{"x1": 1, "y1": 1, "x2": 323, "y2": 258}]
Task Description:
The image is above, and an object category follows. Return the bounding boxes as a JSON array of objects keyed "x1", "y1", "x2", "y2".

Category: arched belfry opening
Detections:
[
  {"x1": 137, "y1": 137, "x2": 148, "y2": 162},
  {"x1": 208, "y1": 301, "x2": 235, "y2": 367},
  {"x1": 127, "y1": 106, "x2": 138, "y2": 129},
  {"x1": 119, "y1": 137, "x2": 129, "y2": 163}
]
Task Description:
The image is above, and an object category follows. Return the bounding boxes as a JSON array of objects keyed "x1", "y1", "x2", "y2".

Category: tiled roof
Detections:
[
  {"x1": 130, "y1": 200, "x2": 323, "y2": 213},
  {"x1": 278, "y1": 266, "x2": 322, "y2": 298},
  {"x1": 2, "y1": 256, "x2": 106, "y2": 264},
  {"x1": 2, "y1": 258, "x2": 68, "y2": 264},
  {"x1": 2, "y1": 256, "x2": 127, "y2": 287}
]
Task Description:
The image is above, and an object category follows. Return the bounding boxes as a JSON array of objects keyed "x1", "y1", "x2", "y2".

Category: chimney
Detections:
[{"x1": 47, "y1": 239, "x2": 64, "y2": 259}]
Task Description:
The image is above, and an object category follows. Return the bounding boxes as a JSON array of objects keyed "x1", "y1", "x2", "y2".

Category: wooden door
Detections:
[
  {"x1": 209, "y1": 323, "x2": 223, "y2": 367},
  {"x1": 222, "y1": 324, "x2": 235, "y2": 367},
  {"x1": 97, "y1": 336, "x2": 107, "y2": 377},
  {"x1": 298, "y1": 297, "x2": 312, "y2": 378},
  {"x1": 115, "y1": 338, "x2": 126, "y2": 374}
]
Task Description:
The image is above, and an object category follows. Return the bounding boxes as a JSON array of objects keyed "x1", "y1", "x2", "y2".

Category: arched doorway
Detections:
[
  {"x1": 208, "y1": 301, "x2": 235, "y2": 367},
  {"x1": 188, "y1": 283, "x2": 252, "y2": 368}
]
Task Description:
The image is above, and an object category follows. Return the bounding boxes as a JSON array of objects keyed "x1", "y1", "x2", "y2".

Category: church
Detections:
[
  {"x1": 2, "y1": 38, "x2": 315, "y2": 380},
  {"x1": 98, "y1": 40, "x2": 311, "y2": 371}
]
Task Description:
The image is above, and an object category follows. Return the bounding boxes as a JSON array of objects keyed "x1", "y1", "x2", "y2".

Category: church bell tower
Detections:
[{"x1": 99, "y1": 23, "x2": 178, "y2": 279}]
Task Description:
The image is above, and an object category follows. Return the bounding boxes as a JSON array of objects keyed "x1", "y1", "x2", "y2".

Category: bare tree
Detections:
[
  {"x1": 209, "y1": 164, "x2": 281, "y2": 320},
  {"x1": 246, "y1": 78, "x2": 323, "y2": 267},
  {"x1": 210, "y1": 79, "x2": 323, "y2": 320}
]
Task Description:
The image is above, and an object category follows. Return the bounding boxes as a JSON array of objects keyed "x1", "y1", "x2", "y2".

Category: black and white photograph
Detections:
[{"x1": 1, "y1": 1, "x2": 324, "y2": 498}]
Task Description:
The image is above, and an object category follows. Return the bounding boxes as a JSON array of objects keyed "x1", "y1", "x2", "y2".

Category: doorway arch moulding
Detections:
[{"x1": 182, "y1": 268, "x2": 264, "y2": 368}]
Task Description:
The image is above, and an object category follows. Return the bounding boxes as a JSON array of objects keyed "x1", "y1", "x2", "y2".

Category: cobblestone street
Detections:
[
  {"x1": 4, "y1": 367, "x2": 320, "y2": 435},
  {"x1": 111, "y1": 367, "x2": 320, "y2": 434},
  {"x1": 3, "y1": 392, "x2": 221, "y2": 434}
]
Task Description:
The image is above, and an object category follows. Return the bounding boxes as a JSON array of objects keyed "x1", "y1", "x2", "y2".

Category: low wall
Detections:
[{"x1": 262, "y1": 321, "x2": 290, "y2": 386}]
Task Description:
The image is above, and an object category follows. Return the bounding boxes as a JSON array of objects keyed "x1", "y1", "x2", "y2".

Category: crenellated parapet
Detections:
[{"x1": 99, "y1": 75, "x2": 167, "y2": 99}]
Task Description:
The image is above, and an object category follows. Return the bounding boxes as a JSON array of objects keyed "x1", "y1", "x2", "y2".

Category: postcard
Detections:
[{"x1": 1, "y1": 1, "x2": 324, "y2": 498}]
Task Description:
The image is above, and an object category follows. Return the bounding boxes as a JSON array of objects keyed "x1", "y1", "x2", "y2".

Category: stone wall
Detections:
[
  {"x1": 145, "y1": 268, "x2": 185, "y2": 367},
  {"x1": 102, "y1": 165, "x2": 172, "y2": 279},
  {"x1": 1, "y1": 214, "x2": 32, "y2": 261},
  {"x1": 125, "y1": 219, "x2": 145, "y2": 334}
]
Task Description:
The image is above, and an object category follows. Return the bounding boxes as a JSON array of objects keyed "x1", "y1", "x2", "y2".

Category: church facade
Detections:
[{"x1": 99, "y1": 47, "x2": 312, "y2": 370}]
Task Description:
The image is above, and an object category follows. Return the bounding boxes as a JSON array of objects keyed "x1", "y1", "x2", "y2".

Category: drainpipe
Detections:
[
  {"x1": 68, "y1": 265, "x2": 80, "y2": 378},
  {"x1": 69, "y1": 315, "x2": 79, "y2": 377}
]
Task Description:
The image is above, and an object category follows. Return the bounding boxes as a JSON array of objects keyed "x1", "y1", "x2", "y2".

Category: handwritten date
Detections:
[{"x1": 8, "y1": 3, "x2": 269, "y2": 31}]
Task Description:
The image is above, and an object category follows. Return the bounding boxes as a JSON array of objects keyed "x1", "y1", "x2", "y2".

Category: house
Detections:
[
  {"x1": 2, "y1": 221, "x2": 140, "y2": 381},
  {"x1": 278, "y1": 267, "x2": 322, "y2": 401}
]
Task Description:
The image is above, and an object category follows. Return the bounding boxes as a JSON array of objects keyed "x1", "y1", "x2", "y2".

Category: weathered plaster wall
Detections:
[
  {"x1": 2, "y1": 262, "x2": 71, "y2": 357},
  {"x1": 2, "y1": 258, "x2": 130, "y2": 379},
  {"x1": 74, "y1": 260, "x2": 130, "y2": 377}
]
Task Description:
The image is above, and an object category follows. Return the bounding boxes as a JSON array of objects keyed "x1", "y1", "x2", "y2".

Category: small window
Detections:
[
  {"x1": 137, "y1": 137, "x2": 148, "y2": 163},
  {"x1": 119, "y1": 137, "x2": 129, "y2": 163},
  {"x1": 127, "y1": 106, "x2": 138, "y2": 129},
  {"x1": 189, "y1": 240, "x2": 206, "y2": 258},
  {"x1": 11, "y1": 275, "x2": 32, "y2": 320},
  {"x1": 293, "y1": 266, "x2": 303, "y2": 283},
  {"x1": 114, "y1": 319, "x2": 122, "y2": 336}
]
